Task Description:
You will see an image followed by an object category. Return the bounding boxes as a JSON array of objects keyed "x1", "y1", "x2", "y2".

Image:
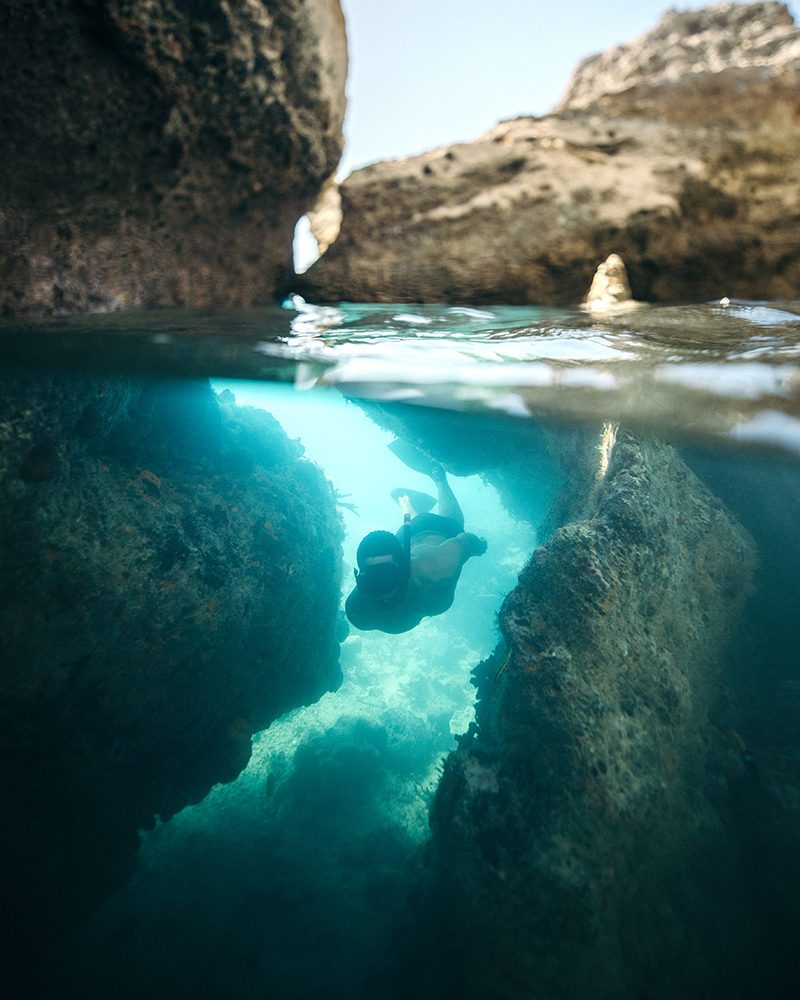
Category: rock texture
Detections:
[
  {"x1": 0, "y1": 0, "x2": 347, "y2": 315},
  {"x1": 299, "y1": 2, "x2": 800, "y2": 305},
  {"x1": 0, "y1": 377, "x2": 344, "y2": 964},
  {"x1": 345, "y1": 404, "x2": 800, "y2": 998},
  {"x1": 555, "y1": 0, "x2": 800, "y2": 112},
  {"x1": 428, "y1": 430, "x2": 761, "y2": 999},
  {"x1": 583, "y1": 253, "x2": 641, "y2": 313}
]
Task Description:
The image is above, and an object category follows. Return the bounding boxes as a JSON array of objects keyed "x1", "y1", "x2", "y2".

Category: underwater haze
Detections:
[{"x1": 2, "y1": 298, "x2": 800, "y2": 1000}]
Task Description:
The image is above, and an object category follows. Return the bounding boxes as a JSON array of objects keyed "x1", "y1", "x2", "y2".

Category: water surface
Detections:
[{"x1": 6, "y1": 295, "x2": 800, "y2": 451}]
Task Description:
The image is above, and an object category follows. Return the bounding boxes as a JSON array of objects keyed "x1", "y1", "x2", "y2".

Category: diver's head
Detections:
[{"x1": 355, "y1": 530, "x2": 405, "y2": 599}]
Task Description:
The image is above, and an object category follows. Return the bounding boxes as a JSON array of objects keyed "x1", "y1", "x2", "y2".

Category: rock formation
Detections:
[
  {"x1": 347, "y1": 403, "x2": 800, "y2": 999},
  {"x1": 554, "y1": 0, "x2": 800, "y2": 112},
  {"x1": 0, "y1": 376, "x2": 344, "y2": 965},
  {"x1": 428, "y1": 430, "x2": 759, "y2": 999},
  {"x1": 0, "y1": 0, "x2": 347, "y2": 315},
  {"x1": 299, "y1": 2, "x2": 800, "y2": 305},
  {"x1": 5, "y1": 384, "x2": 799, "y2": 999},
  {"x1": 583, "y1": 253, "x2": 641, "y2": 313}
]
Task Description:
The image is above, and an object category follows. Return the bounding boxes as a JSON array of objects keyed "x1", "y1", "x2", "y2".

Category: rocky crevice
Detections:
[{"x1": 0, "y1": 376, "x2": 345, "y2": 963}]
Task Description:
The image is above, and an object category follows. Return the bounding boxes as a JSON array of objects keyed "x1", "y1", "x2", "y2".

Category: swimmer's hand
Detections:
[{"x1": 461, "y1": 533, "x2": 488, "y2": 557}]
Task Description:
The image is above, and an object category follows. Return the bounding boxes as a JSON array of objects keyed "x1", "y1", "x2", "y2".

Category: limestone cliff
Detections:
[
  {"x1": 0, "y1": 377, "x2": 344, "y2": 960},
  {"x1": 299, "y1": 2, "x2": 800, "y2": 305},
  {"x1": 555, "y1": 1, "x2": 800, "y2": 112},
  {"x1": 0, "y1": 0, "x2": 347, "y2": 315}
]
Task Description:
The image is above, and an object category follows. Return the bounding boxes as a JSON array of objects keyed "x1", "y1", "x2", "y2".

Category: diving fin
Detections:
[
  {"x1": 390, "y1": 488, "x2": 437, "y2": 514},
  {"x1": 387, "y1": 439, "x2": 443, "y2": 479}
]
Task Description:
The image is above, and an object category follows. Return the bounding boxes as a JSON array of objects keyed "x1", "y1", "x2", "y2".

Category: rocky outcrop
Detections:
[
  {"x1": 555, "y1": 1, "x2": 800, "y2": 113},
  {"x1": 583, "y1": 253, "x2": 642, "y2": 313},
  {"x1": 343, "y1": 404, "x2": 799, "y2": 998},
  {"x1": 428, "y1": 430, "x2": 761, "y2": 999},
  {"x1": 0, "y1": 377, "x2": 344, "y2": 963},
  {"x1": 299, "y1": 2, "x2": 800, "y2": 305},
  {"x1": 0, "y1": 0, "x2": 347, "y2": 315}
]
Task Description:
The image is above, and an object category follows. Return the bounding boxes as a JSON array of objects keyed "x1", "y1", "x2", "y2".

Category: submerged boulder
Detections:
[
  {"x1": 0, "y1": 377, "x2": 344, "y2": 959},
  {"x1": 299, "y1": 2, "x2": 800, "y2": 305},
  {"x1": 428, "y1": 430, "x2": 760, "y2": 999},
  {"x1": 0, "y1": 0, "x2": 347, "y2": 315}
]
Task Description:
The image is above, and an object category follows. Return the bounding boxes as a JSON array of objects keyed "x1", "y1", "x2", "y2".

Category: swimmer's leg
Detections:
[
  {"x1": 431, "y1": 467, "x2": 464, "y2": 528},
  {"x1": 391, "y1": 488, "x2": 436, "y2": 518}
]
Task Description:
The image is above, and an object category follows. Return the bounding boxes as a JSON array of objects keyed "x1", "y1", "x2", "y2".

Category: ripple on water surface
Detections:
[{"x1": 3, "y1": 296, "x2": 800, "y2": 454}]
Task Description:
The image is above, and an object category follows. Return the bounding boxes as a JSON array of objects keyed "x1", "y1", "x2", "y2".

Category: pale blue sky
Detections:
[{"x1": 337, "y1": 0, "x2": 798, "y2": 176}]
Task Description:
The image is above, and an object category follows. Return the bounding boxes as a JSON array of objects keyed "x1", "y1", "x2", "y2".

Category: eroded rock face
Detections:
[
  {"x1": 0, "y1": 377, "x2": 344, "y2": 957},
  {"x1": 555, "y1": 1, "x2": 800, "y2": 112},
  {"x1": 0, "y1": 0, "x2": 347, "y2": 315},
  {"x1": 429, "y1": 431, "x2": 759, "y2": 999},
  {"x1": 300, "y1": 2, "x2": 800, "y2": 305}
]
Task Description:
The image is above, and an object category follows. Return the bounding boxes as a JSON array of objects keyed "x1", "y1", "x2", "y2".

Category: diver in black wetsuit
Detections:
[{"x1": 345, "y1": 462, "x2": 487, "y2": 635}]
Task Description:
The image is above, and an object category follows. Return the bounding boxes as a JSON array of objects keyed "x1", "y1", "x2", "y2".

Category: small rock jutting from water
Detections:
[{"x1": 583, "y1": 253, "x2": 642, "y2": 314}]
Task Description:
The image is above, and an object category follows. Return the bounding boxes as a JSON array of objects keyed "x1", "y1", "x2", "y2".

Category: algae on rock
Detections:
[
  {"x1": 0, "y1": 376, "x2": 344, "y2": 958},
  {"x1": 429, "y1": 429, "x2": 758, "y2": 999}
]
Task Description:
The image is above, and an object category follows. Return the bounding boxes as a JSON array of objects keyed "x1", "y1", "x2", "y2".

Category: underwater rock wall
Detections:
[
  {"x1": 0, "y1": 378, "x2": 344, "y2": 962},
  {"x1": 299, "y1": 2, "x2": 800, "y2": 305},
  {"x1": 428, "y1": 431, "x2": 762, "y2": 999},
  {"x1": 0, "y1": 0, "x2": 347, "y2": 315},
  {"x1": 679, "y1": 445, "x2": 800, "y2": 985},
  {"x1": 338, "y1": 402, "x2": 800, "y2": 998},
  {"x1": 350, "y1": 399, "x2": 566, "y2": 528}
]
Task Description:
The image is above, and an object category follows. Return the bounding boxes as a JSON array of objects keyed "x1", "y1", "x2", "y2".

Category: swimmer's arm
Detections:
[
  {"x1": 415, "y1": 533, "x2": 487, "y2": 583},
  {"x1": 345, "y1": 588, "x2": 419, "y2": 634},
  {"x1": 345, "y1": 588, "x2": 379, "y2": 630},
  {"x1": 457, "y1": 532, "x2": 488, "y2": 558}
]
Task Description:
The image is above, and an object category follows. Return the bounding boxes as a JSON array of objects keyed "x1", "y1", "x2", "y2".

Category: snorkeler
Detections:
[{"x1": 345, "y1": 455, "x2": 487, "y2": 634}]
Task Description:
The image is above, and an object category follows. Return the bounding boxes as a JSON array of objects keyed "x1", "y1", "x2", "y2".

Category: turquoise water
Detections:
[
  {"x1": 8, "y1": 295, "x2": 799, "y2": 448},
  {"x1": 3, "y1": 298, "x2": 800, "y2": 999}
]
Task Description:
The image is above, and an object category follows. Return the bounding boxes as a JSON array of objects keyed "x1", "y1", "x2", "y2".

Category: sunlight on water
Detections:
[
  {"x1": 264, "y1": 297, "x2": 800, "y2": 454},
  {"x1": 208, "y1": 378, "x2": 537, "y2": 707}
]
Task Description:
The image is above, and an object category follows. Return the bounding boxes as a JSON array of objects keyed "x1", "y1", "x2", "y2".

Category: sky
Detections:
[{"x1": 337, "y1": 0, "x2": 799, "y2": 176}]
